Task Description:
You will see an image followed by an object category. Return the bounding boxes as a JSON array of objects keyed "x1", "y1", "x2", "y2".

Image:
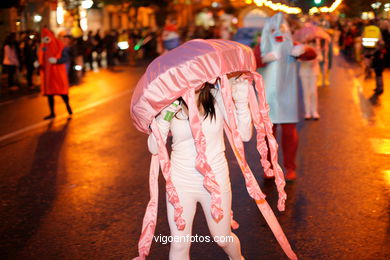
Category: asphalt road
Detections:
[{"x1": 0, "y1": 55, "x2": 389, "y2": 260}]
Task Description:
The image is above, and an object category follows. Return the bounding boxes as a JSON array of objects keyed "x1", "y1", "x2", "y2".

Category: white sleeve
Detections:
[
  {"x1": 147, "y1": 113, "x2": 171, "y2": 155},
  {"x1": 234, "y1": 101, "x2": 253, "y2": 142},
  {"x1": 213, "y1": 89, "x2": 252, "y2": 142}
]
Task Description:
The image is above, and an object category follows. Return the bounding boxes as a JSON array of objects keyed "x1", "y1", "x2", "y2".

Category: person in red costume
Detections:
[{"x1": 38, "y1": 28, "x2": 73, "y2": 120}]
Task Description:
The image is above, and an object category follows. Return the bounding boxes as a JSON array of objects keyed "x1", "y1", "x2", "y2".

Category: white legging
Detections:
[
  {"x1": 300, "y1": 73, "x2": 319, "y2": 117},
  {"x1": 166, "y1": 191, "x2": 244, "y2": 260}
]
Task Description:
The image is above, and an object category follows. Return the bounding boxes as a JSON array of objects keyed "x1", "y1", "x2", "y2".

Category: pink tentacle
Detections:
[
  {"x1": 223, "y1": 121, "x2": 297, "y2": 260},
  {"x1": 219, "y1": 75, "x2": 264, "y2": 200},
  {"x1": 134, "y1": 155, "x2": 159, "y2": 259},
  {"x1": 182, "y1": 89, "x2": 223, "y2": 223},
  {"x1": 150, "y1": 120, "x2": 186, "y2": 229},
  {"x1": 230, "y1": 210, "x2": 239, "y2": 230},
  {"x1": 255, "y1": 199, "x2": 298, "y2": 260},
  {"x1": 253, "y1": 73, "x2": 287, "y2": 212},
  {"x1": 247, "y1": 78, "x2": 273, "y2": 177}
]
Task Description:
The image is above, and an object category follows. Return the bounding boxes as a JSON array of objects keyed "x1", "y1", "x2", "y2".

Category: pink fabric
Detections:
[
  {"x1": 256, "y1": 199, "x2": 298, "y2": 260},
  {"x1": 182, "y1": 89, "x2": 223, "y2": 223},
  {"x1": 150, "y1": 120, "x2": 185, "y2": 230},
  {"x1": 135, "y1": 155, "x2": 159, "y2": 259},
  {"x1": 130, "y1": 39, "x2": 296, "y2": 259},
  {"x1": 253, "y1": 74, "x2": 287, "y2": 212},
  {"x1": 246, "y1": 76, "x2": 273, "y2": 178},
  {"x1": 130, "y1": 39, "x2": 256, "y2": 134},
  {"x1": 219, "y1": 75, "x2": 264, "y2": 200},
  {"x1": 294, "y1": 23, "x2": 331, "y2": 43},
  {"x1": 230, "y1": 210, "x2": 239, "y2": 230}
]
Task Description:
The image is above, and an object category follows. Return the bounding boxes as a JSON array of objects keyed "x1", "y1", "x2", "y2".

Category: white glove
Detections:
[
  {"x1": 291, "y1": 45, "x2": 305, "y2": 57},
  {"x1": 48, "y1": 57, "x2": 57, "y2": 64},
  {"x1": 33, "y1": 60, "x2": 40, "y2": 68},
  {"x1": 261, "y1": 51, "x2": 280, "y2": 63},
  {"x1": 230, "y1": 77, "x2": 250, "y2": 103}
]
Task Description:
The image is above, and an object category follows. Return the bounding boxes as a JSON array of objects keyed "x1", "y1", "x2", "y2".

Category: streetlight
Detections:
[
  {"x1": 81, "y1": 0, "x2": 94, "y2": 9},
  {"x1": 314, "y1": 0, "x2": 322, "y2": 5},
  {"x1": 33, "y1": 15, "x2": 42, "y2": 23}
]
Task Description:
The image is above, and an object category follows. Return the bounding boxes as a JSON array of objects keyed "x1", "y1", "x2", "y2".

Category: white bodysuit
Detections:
[{"x1": 148, "y1": 89, "x2": 251, "y2": 260}]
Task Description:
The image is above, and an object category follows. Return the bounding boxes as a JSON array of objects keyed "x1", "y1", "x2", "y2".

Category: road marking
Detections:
[{"x1": 0, "y1": 90, "x2": 130, "y2": 143}]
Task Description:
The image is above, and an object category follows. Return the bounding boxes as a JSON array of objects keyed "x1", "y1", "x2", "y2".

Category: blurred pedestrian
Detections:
[
  {"x1": 93, "y1": 29, "x2": 103, "y2": 68},
  {"x1": 367, "y1": 42, "x2": 386, "y2": 99},
  {"x1": 362, "y1": 20, "x2": 382, "y2": 78},
  {"x1": 103, "y1": 30, "x2": 118, "y2": 69},
  {"x1": 23, "y1": 33, "x2": 38, "y2": 89},
  {"x1": 298, "y1": 39, "x2": 321, "y2": 120},
  {"x1": 84, "y1": 31, "x2": 94, "y2": 71},
  {"x1": 38, "y1": 28, "x2": 72, "y2": 120},
  {"x1": 2, "y1": 32, "x2": 20, "y2": 89},
  {"x1": 162, "y1": 19, "x2": 180, "y2": 52}
]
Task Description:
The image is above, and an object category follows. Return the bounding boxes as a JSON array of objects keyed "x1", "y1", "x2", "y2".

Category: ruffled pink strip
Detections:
[
  {"x1": 150, "y1": 120, "x2": 185, "y2": 229},
  {"x1": 255, "y1": 199, "x2": 298, "y2": 260},
  {"x1": 182, "y1": 88, "x2": 224, "y2": 223},
  {"x1": 221, "y1": 74, "x2": 297, "y2": 260},
  {"x1": 223, "y1": 121, "x2": 297, "y2": 260},
  {"x1": 220, "y1": 75, "x2": 265, "y2": 200},
  {"x1": 134, "y1": 119, "x2": 186, "y2": 259},
  {"x1": 247, "y1": 77, "x2": 273, "y2": 177},
  {"x1": 134, "y1": 155, "x2": 159, "y2": 259},
  {"x1": 253, "y1": 73, "x2": 287, "y2": 212},
  {"x1": 230, "y1": 210, "x2": 239, "y2": 230}
]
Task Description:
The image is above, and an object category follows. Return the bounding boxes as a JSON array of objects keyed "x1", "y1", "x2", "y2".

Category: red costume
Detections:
[{"x1": 39, "y1": 28, "x2": 69, "y2": 96}]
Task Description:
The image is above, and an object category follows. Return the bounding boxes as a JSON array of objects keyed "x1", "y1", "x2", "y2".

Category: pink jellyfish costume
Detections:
[{"x1": 130, "y1": 39, "x2": 298, "y2": 260}]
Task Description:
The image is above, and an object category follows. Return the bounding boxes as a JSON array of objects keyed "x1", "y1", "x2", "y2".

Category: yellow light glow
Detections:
[
  {"x1": 309, "y1": 0, "x2": 342, "y2": 14},
  {"x1": 251, "y1": 0, "x2": 302, "y2": 14},
  {"x1": 57, "y1": 2, "x2": 64, "y2": 25},
  {"x1": 384, "y1": 170, "x2": 390, "y2": 186},
  {"x1": 370, "y1": 138, "x2": 390, "y2": 155},
  {"x1": 245, "y1": 0, "x2": 253, "y2": 4}
]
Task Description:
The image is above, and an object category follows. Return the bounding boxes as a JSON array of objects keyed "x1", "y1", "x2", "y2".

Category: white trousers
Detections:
[
  {"x1": 300, "y1": 73, "x2": 319, "y2": 117},
  {"x1": 166, "y1": 191, "x2": 243, "y2": 260}
]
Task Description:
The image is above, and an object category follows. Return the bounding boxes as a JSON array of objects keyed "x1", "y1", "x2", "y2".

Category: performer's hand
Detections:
[
  {"x1": 291, "y1": 45, "x2": 305, "y2": 57},
  {"x1": 48, "y1": 57, "x2": 57, "y2": 64},
  {"x1": 230, "y1": 77, "x2": 250, "y2": 103},
  {"x1": 261, "y1": 51, "x2": 279, "y2": 63},
  {"x1": 160, "y1": 100, "x2": 181, "y2": 122}
]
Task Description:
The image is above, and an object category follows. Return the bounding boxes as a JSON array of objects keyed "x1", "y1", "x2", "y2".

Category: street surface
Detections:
[{"x1": 0, "y1": 54, "x2": 389, "y2": 259}]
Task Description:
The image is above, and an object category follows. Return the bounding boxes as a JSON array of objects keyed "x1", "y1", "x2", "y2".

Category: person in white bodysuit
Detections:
[
  {"x1": 299, "y1": 39, "x2": 322, "y2": 120},
  {"x1": 147, "y1": 75, "x2": 252, "y2": 260}
]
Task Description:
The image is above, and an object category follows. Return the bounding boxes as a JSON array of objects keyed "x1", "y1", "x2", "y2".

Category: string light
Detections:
[
  {"x1": 248, "y1": 0, "x2": 302, "y2": 14},
  {"x1": 244, "y1": 0, "x2": 342, "y2": 15},
  {"x1": 309, "y1": 0, "x2": 343, "y2": 14}
]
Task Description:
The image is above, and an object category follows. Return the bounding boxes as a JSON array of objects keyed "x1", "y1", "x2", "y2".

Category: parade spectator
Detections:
[
  {"x1": 362, "y1": 20, "x2": 382, "y2": 78},
  {"x1": 93, "y1": 29, "x2": 103, "y2": 68},
  {"x1": 38, "y1": 28, "x2": 72, "y2": 120},
  {"x1": 23, "y1": 34, "x2": 38, "y2": 89},
  {"x1": 366, "y1": 42, "x2": 386, "y2": 99},
  {"x1": 298, "y1": 40, "x2": 321, "y2": 120},
  {"x1": 162, "y1": 18, "x2": 181, "y2": 52},
  {"x1": 103, "y1": 29, "x2": 118, "y2": 69},
  {"x1": 2, "y1": 32, "x2": 20, "y2": 89},
  {"x1": 84, "y1": 31, "x2": 94, "y2": 71},
  {"x1": 379, "y1": 19, "x2": 390, "y2": 67}
]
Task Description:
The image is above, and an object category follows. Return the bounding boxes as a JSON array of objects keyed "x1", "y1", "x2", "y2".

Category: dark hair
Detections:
[
  {"x1": 176, "y1": 82, "x2": 216, "y2": 120},
  {"x1": 198, "y1": 82, "x2": 216, "y2": 120}
]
